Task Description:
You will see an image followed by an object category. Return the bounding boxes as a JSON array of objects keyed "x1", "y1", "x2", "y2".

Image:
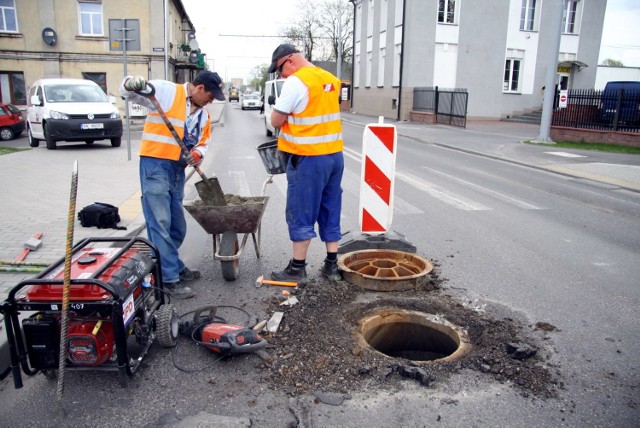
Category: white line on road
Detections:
[
  {"x1": 421, "y1": 166, "x2": 542, "y2": 210},
  {"x1": 544, "y1": 151, "x2": 587, "y2": 158}
]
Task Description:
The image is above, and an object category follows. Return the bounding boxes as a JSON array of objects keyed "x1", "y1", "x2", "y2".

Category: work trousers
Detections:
[
  {"x1": 139, "y1": 156, "x2": 187, "y2": 283},
  {"x1": 285, "y1": 152, "x2": 344, "y2": 242}
]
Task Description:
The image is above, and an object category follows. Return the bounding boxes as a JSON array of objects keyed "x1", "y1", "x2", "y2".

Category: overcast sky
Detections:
[{"x1": 182, "y1": 0, "x2": 640, "y2": 82}]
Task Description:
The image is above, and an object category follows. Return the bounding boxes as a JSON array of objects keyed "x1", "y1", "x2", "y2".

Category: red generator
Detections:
[{"x1": 0, "y1": 236, "x2": 178, "y2": 388}]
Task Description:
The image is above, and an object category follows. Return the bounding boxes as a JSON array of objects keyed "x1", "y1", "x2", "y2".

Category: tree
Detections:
[
  {"x1": 279, "y1": 0, "x2": 353, "y2": 64},
  {"x1": 600, "y1": 58, "x2": 624, "y2": 67},
  {"x1": 248, "y1": 64, "x2": 270, "y2": 93},
  {"x1": 317, "y1": 0, "x2": 353, "y2": 65}
]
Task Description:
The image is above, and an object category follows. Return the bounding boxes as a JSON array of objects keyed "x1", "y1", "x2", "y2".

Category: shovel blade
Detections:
[{"x1": 195, "y1": 177, "x2": 227, "y2": 206}]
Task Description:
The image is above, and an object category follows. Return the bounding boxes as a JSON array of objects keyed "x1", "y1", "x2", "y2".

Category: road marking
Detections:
[
  {"x1": 396, "y1": 171, "x2": 490, "y2": 211},
  {"x1": 343, "y1": 148, "x2": 423, "y2": 214},
  {"x1": 227, "y1": 170, "x2": 252, "y2": 196},
  {"x1": 421, "y1": 166, "x2": 542, "y2": 210},
  {"x1": 346, "y1": 146, "x2": 488, "y2": 211},
  {"x1": 544, "y1": 151, "x2": 587, "y2": 158}
]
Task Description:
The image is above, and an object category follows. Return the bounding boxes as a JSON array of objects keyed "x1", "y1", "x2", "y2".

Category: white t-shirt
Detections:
[{"x1": 273, "y1": 75, "x2": 309, "y2": 115}]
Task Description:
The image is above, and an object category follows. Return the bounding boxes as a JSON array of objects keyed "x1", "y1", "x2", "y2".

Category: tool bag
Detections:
[{"x1": 78, "y1": 202, "x2": 126, "y2": 230}]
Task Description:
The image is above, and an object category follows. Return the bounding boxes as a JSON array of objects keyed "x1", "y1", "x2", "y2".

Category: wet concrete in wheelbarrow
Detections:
[{"x1": 257, "y1": 261, "x2": 561, "y2": 400}]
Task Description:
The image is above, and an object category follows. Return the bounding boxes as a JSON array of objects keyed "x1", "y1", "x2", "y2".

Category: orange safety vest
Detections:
[
  {"x1": 139, "y1": 84, "x2": 210, "y2": 161},
  {"x1": 278, "y1": 67, "x2": 343, "y2": 156}
]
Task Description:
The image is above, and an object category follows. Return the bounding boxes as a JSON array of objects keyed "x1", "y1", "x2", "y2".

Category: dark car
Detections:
[
  {"x1": 0, "y1": 103, "x2": 26, "y2": 140},
  {"x1": 600, "y1": 81, "x2": 640, "y2": 125},
  {"x1": 229, "y1": 89, "x2": 239, "y2": 102}
]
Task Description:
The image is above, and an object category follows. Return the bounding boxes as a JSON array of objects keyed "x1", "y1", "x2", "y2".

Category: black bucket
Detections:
[{"x1": 256, "y1": 140, "x2": 289, "y2": 174}]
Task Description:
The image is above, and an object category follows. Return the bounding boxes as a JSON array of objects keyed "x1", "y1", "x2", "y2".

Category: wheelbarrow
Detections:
[
  {"x1": 183, "y1": 139, "x2": 287, "y2": 281},
  {"x1": 184, "y1": 196, "x2": 268, "y2": 281}
]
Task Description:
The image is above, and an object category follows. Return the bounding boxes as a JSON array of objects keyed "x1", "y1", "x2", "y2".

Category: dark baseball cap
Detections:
[
  {"x1": 194, "y1": 70, "x2": 225, "y2": 101},
  {"x1": 268, "y1": 44, "x2": 300, "y2": 73}
]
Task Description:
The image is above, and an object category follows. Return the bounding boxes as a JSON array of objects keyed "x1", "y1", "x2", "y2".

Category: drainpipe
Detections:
[{"x1": 396, "y1": 0, "x2": 407, "y2": 122}]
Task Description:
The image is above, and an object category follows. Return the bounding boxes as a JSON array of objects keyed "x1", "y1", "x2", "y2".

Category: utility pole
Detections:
[
  {"x1": 337, "y1": 14, "x2": 343, "y2": 79},
  {"x1": 537, "y1": 0, "x2": 566, "y2": 143}
]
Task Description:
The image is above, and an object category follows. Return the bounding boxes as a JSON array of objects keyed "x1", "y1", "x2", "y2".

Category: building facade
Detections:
[
  {"x1": 0, "y1": 0, "x2": 206, "y2": 113},
  {"x1": 350, "y1": 0, "x2": 607, "y2": 121}
]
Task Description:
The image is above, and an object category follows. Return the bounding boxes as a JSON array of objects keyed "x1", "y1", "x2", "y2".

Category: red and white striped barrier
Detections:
[{"x1": 359, "y1": 118, "x2": 397, "y2": 234}]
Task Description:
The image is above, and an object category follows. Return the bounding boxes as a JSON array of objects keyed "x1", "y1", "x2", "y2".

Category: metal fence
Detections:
[
  {"x1": 552, "y1": 88, "x2": 640, "y2": 132},
  {"x1": 413, "y1": 87, "x2": 468, "y2": 128}
]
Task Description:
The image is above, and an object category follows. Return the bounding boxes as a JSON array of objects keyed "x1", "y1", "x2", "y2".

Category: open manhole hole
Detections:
[
  {"x1": 358, "y1": 309, "x2": 470, "y2": 363},
  {"x1": 338, "y1": 249, "x2": 433, "y2": 291}
]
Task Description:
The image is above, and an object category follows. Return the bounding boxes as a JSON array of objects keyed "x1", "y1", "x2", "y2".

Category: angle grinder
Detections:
[{"x1": 178, "y1": 306, "x2": 267, "y2": 356}]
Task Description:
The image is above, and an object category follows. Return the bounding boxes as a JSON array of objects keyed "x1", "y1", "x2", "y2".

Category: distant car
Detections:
[
  {"x1": 0, "y1": 103, "x2": 25, "y2": 141},
  {"x1": 26, "y1": 78, "x2": 123, "y2": 150},
  {"x1": 241, "y1": 94, "x2": 263, "y2": 111},
  {"x1": 229, "y1": 89, "x2": 239, "y2": 102}
]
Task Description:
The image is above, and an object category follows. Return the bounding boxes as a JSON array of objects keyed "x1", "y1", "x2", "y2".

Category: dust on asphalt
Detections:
[{"x1": 258, "y1": 261, "x2": 561, "y2": 399}]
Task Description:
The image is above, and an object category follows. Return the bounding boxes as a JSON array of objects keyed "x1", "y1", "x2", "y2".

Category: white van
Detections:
[
  {"x1": 26, "y1": 78, "x2": 123, "y2": 150},
  {"x1": 263, "y1": 78, "x2": 285, "y2": 137}
]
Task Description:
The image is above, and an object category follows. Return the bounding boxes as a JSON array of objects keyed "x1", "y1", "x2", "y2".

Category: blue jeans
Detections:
[
  {"x1": 285, "y1": 152, "x2": 344, "y2": 242},
  {"x1": 139, "y1": 156, "x2": 187, "y2": 283}
]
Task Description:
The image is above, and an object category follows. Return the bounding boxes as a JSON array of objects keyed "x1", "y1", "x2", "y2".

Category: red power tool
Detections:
[{"x1": 179, "y1": 306, "x2": 267, "y2": 356}]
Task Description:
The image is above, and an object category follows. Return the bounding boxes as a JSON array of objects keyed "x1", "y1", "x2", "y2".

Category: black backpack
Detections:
[{"x1": 78, "y1": 202, "x2": 126, "y2": 230}]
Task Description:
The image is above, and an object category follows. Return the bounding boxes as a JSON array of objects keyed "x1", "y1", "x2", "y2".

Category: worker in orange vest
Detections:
[
  {"x1": 120, "y1": 71, "x2": 225, "y2": 298},
  {"x1": 268, "y1": 44, "x2": 344, "y2": 284}
]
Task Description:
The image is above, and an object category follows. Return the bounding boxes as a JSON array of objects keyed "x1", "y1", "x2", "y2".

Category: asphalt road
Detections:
[{"x1": 0, "y1": 104, "x2": 638, "y2": 427}]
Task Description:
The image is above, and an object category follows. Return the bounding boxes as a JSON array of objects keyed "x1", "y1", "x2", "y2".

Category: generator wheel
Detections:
[
  {"x1": 156, "y1": 304, "x2": 179, "y2": 347},
  {"x1": 220, "y1": 231, "x2": 239, "y2": 281}
]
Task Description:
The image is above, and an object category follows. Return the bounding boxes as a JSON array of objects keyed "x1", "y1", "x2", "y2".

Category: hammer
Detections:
[{"x1": 255, "y1": 275, "x2": 298, "y2": 288}]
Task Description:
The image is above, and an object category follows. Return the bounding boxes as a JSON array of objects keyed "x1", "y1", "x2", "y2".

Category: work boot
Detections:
[
  {"x1": 271, "y1": 260, "x2": 307, "y2": 282},
  {"x1": 179, "y1": 267, "x2": 201, "y2": 282},
  {"x1": 164, "y1": 281, "x2": 194, "y2": 299},
  {"x1": 321, "y1": 258, "x2": 342, "y2": 283}
]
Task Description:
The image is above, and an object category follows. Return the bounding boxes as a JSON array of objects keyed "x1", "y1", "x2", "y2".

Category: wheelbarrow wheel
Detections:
[{"x1": 220, "y1": 231, "x2": 240, "y2": 281}]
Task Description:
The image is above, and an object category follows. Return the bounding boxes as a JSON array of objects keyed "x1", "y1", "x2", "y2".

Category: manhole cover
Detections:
[
  {"x1": 358, "y1": 309, "x2": 470, "y2": 363},
  {"x1": 338, "y1": 249, "x2": 433, "y2": 291}
]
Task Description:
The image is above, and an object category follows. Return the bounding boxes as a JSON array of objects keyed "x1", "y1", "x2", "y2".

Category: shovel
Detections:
[{"x1": 136, "y1": 83, "x2": 226, "y2": 206}]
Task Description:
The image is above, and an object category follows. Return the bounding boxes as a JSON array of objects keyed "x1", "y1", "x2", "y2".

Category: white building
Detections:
[{"x1": 350, "y1": 0, "x2": 608, "y2": 121}]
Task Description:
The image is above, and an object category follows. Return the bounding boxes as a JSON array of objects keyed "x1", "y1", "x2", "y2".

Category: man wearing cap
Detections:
[
  {"x1": 267, "y1": 43, "x2": 344, "y2": 284},
  {"x1": 120, "y1": 71, "x2": 225, "y2": 298}
]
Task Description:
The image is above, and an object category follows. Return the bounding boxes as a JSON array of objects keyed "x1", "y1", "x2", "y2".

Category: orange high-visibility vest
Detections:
[
  {"x1": 278, "y1": 67, "x2": 343, "y2": 156},
  {"x1": 139, "y1": 84, "x2": 210, "y2": 160}
]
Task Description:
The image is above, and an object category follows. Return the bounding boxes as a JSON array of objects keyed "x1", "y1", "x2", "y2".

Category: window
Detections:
[
  {"x1": 354, "y1": 41, "x2": 361, "y2": 88},
  {"x1": 78, "y1": 1, "x2": 103, "y2": 36},
  {"x1": 562, "y1": 0, "x2": 577, "y2": 34},
  {"x1": 82, "y1": 72, "x2": 107, "y2": 93},
  {"x1": 0, "y1": 72, "x2": 26, "y2": 104},
  {"x1": 366, "y1": 49, "x2": 372, "y2": 87},
  {"x1": 380, "y1": 0, "x2": 388, "y2": 31},
  {"x1": 0, "y1": 0, "x2": 18, "y2": 32},
  {"x1": 503, "y1": 59, "x2": 521, "y2": 92},
  {"x1": 520, "y1": 0, "x2": 536, "y2": 31},
  {"x1": 378, "y1": 47, "x2": 385, "y2": 87},
  {"x1": 438, "y1": 0, "x2": 456, "y2": 24},
  {"x1": 367, "y1": 0, "x2": 373, "y2": 36}
]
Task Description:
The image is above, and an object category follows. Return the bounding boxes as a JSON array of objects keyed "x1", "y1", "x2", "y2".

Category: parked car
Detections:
[
  {"x1": 26, "y1": 78, "x2": 123, "y2": 150},
  {"x1": 0, "y1": 103, "x2": 25, "y2": 141},
  {"x1": 241, "y1": 94, "x2": 263, "y2": 110},
  {"x1": 229, "y1": 89, "x2": 239, "y2": 102},
  {"x1": 599, "y1": 81, "x2": 640, "y2": 125},
  {"x1": 263, "y1": 78, "x2": 285, "y2": 136}
]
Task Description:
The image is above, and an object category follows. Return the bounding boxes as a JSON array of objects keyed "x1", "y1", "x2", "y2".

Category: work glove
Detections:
[
  {"x1": 125, "y1": 75, "x2": 147, "y2": 92},
  {"x1": 186, "y1": 148, "x2": 203, "y2": 167}
]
